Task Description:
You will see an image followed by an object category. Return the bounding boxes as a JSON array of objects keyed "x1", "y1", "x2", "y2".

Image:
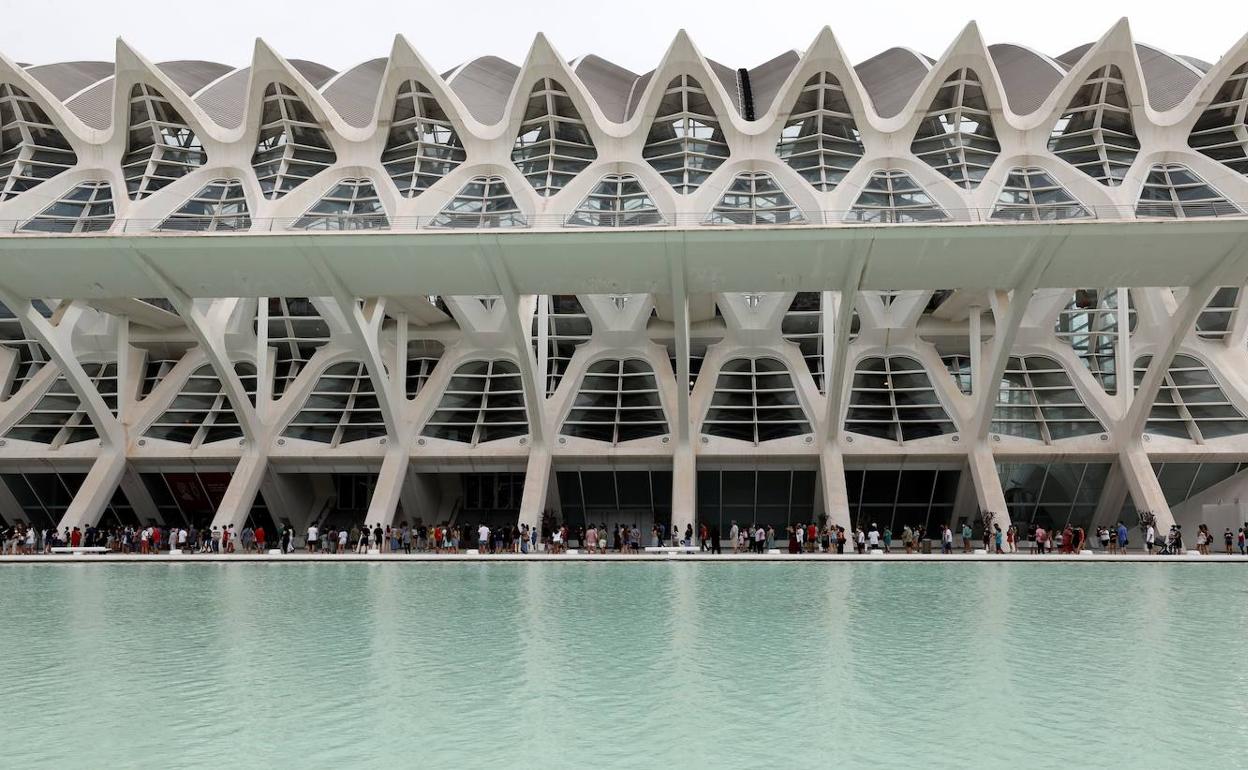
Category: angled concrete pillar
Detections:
[
  {"x1": 672, "y1": 443, "x2": 696, "y2": 536},
  {"x1": 208, "y1": 448, "x2": 267, "y2": 531},
  {"x1": 365, "y1": 446, "x2": 408, "y2": 527},
  {"x1": 1119, "y1": 441, "x2": 1173, "y2": 528},
  {"x1": 518, "y1": 445, "x2": 552, "y2": 530},
  {"x1": 819, "y1": 446, "x2": 851, "y2": 529},
  {"x1": 59, "y1": 451, "x2": 128, "y2": 531},
  {"x1": 967, "y1": 444, "x2": 1011, "y2": 529},
  {"x1": 118, "y1": 464, "x2": 163, "y2": 525}
]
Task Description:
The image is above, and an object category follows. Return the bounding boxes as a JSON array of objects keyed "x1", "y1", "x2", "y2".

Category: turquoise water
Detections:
[{"x1": 1, "y1": 563, "x2": 1246, "y2": 769}]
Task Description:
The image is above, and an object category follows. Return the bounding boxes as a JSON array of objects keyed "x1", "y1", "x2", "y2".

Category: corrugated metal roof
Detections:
[
  {"x1": 195, "y1": 67, "x2": 249, "y2": 128},
  {"x1": 24, "y1": 61, "x2": 113, "y2": 101},
  {"x1": 446, "y1": 56, "x2": 519, "y2": 125},
  {"x1": 156, "y1": 60, "x2": 235, "y2": 96},
  {"x1": 64, "y1": 77, "x2": 114, "y2": 129},
  {"x1": 322, "y1": 58, "x2": 386, "y2": 128},
  {"x1": 573, "y1": 55, "x2": 639, "y2": 124},
  {"x1": 989, "y1": 43, "x2": 1065, "y2": 115},
  {"x1": 855, "y1": 48, "x2": 930, "y2": 118}
]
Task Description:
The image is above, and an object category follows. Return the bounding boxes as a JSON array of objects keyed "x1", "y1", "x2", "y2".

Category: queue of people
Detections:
[{"x1": 5, "y1": 518, "x2": 1248, "y2": 557}]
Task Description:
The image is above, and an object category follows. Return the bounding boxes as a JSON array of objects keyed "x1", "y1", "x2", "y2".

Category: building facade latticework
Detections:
[{"x1": 4, "y1": 21, "x2": 1248, "y2": 541}]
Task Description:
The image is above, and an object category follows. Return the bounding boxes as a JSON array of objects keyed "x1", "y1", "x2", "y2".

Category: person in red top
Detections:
[
  {"x1": 806, "y1": 523, "x2": 818, "y2": 553},
  {"x1": 70, "y1": 528, "x2": 81, "y2": 547},
  {"x1": 152, "y1": 527, "x2": 162, "y2": 552},
  {"x1": 255, "y1": 526, "x2": 266, "y2": 552}
]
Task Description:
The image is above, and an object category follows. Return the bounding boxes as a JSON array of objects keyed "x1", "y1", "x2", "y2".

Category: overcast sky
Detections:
[{"x1": 1, "y1": 0, "x2": 1245, "y2": 73}]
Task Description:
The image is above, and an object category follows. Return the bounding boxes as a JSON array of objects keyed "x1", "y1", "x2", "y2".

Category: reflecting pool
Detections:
[{"x1": 1, "y1": 563, "x2": 1245, "y2": 768}]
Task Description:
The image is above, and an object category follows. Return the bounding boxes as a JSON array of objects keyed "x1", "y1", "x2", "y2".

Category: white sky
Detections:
[{"x1": 0, "y1": 0, "x2": 1245, "y2": 73}]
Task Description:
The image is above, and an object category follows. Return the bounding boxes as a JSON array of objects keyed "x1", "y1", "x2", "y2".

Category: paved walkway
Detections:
[{"x1": 1, "y1": 551, "x2": 1243, "y2": 564}]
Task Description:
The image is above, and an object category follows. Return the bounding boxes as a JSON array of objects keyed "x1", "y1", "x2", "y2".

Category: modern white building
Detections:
[{"x1": 2, "y1": 20, "x2": 1248, "y2": 540}]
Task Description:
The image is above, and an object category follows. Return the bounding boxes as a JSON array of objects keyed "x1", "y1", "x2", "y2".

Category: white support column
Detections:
[
  {"x1": 115, "y1": 314, "x2": 130, "y2": 423},
  {"x1": 58, "y1": 451, "x2": 127, "y2": 531},
  {"x1": 128, "y1": 253, "x2": 261, "y2": 441},
  {"x1": 969, "y1": 305, "x2": 982, "y2": 396},
  {"x1": 1126, "y1": 241, "x2": 1247, "y2": 436},
  {"x1": 1089, "y1": 459, "x2": 1130, "y2": 531},
  {"x1": 1118, "y1": 441, "x2": 1173, "y2": 528},
  {"x1": 967, "y1": 443, "x2": 1011, "y2": 529},
  {"x1": 208, "y1": 448, "x2": 268, "y2": 531},
  {"x1": 517, "y1": 444, "x2": 551, "y2": 530},
  {"x1": 365, "y1": 446, "x2": 409, "y2": 528},
  {"x1": 668, "y1": 244, "x2": 695, "y2": 534},
  {"x1": 118, "y1": 463, "x2": 163, "y2": 525},
  {"x1": 972, "y1": 238, "x2": 1061, "y2": 438},
  {"x1": 820, "y1": 242, "x2": 871, "y2": 445},
  {"x1": 819, "y1": 446, "x2": 851, "y2": 529},
  {"x1": 0, "y1": 290, "x2": 129, "y2": 531}
]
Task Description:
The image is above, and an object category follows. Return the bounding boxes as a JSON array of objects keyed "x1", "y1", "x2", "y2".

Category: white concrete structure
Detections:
[{"x1": 3, "y1": 21, "x2": 1248, "y2": 541}]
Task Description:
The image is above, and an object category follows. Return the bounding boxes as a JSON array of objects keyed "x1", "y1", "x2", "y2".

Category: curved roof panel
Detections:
[
  {"x1": 446, "y1": 56, "x2": 519, "y2": 125},
  {"x1": 747, "y1": 50, "x2": 800, "y2": 117},
  {"x1": 64, "y1": 77, "x2": 114, "y2": 129},
  {"x1": 573, "y1": 55, "x2": 639, "y2": 124},
  {"x1": 155, "y1": 60, "x2": 234, "y2": 96},
  {"x1": 1135, "y1": 44, "x2": 1201, "y2": 111},
  {"x1": 855, "y1": 47, "x2": 930, "y2": 118},
  {"x1": 1056, "y1": 44, "x2": 1094, "y2": 70},
  {"x1": 24, "y1": 61, "x2": 113, "y2": 101},
  {"x1": 195, "y1": 67, "x2": 249, "y2": 128},
  {"x1": 288, "y1": 59, "x2": 336, "y2": 88},
  {"x1": 322, "y1": 57, "x2": 386, "y2": 128},
  {"x1": 988, "y1": 43, "x2": 1065, "y2": 115},
  {"x1": 705, "y1": 58, "x2": 742, "y2": 114}
]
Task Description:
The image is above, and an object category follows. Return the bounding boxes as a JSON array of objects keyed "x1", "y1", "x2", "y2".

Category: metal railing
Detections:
[{"x1": 1, "y1": 204, "x2": 1246, "y2": 236}]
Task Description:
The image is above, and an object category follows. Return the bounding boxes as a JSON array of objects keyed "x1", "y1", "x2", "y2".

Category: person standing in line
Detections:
[
  {"x1": 478, "y1": 523, "x2": 490, "y2": 554},
  {"x1": 1116, "y1": 521, "x2": 1129, "y2": 554},
  {"x1": 866, "y1": 524, "x2": 880, "y2": 552},
  {"x1": 306, "y1": 523, "x2": 318, "y2": 553},
  {"x1": 729, "y1": 521, "x2": 740, "y2": 554},
  {"x1": 961, "y1": 522, "x2": 973, "y2": 553},
  {"x1": 699, "y1": 523, "x2": 709, "y2": 552},
  {"x1": 754, "y1": 525, "x2": 765, "y2": 554},
  {"x1": 902, "y1": 525, "x2": 914, "y2": 554},
  {"x1": 941, "y1": 525, "x2": 953, "y2": 555},
  {"x1": 685, "y1": 523, "x2": 693, "y2": 548},
  {"x1": 710, "y1": 525, "x2": 721, "y2": 555},
  {"x1": 255, "y1": 525, "x2": 266, "y2": 553},
  {"x1": 882, "y1": 527, "x2": 892, "y2": 554},
  {"x1": 1005, "y1": 525, "x2": 1015, "y2": 554},
  {"x1": 993, "y1": 524, "x2": 1004, "y2": 554},
  {"x1": 1237, "y1": 527, "x2": 1245, "y2": 555},
  {"x1": 1145, "y1": 522, "x2": 1156, "y2": 555},
  {"x1": 402, "y1": 524, "x2": 412, "y2": 554}
]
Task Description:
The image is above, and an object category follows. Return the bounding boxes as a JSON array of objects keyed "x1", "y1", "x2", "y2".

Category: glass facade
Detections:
[
  {"x1": 1048, "y1": 65, "x2": 1139, "y2": 186},
  {"x1": 1135, "y1": 164, "x2": 1239, "y2": 218},
  {"x1": 283, "y1": 361, "x2": 385, "y2": 445},
  {"x1": 990, "y1": 166, "x2": 1088, "y2": 221},
  {"x1": 252, "y1": 83, "x2": 336, "y2": 199},
  {"x1": 0, "y1": 83, "x2": 77, "y2": 201},
  {"x1": 21, "y1": 180, "x2": 114, "y2": 233},
  {"x1": 560, "y1": 358, "x2": 667, "y2": 444},
  {"x1": 1188, "y1": 62, "x2": 1248, "y2": 175},
  {"x1": 430, "y1": 175, "x2": 526, "y2": 228},
  {"x1": 122, "y1": 83, "x2": 205, "y2": 199},
  {"x1": 706, "y1": 172, "x2": 805, "y2": 225},
  {"x1": 382, "y1": 79, "x2": 465, "y2": 197},
  {"x1": 776, "y1": 72, "x2": 863, "y2": 192},
  {"x1": 992, "y1": 355, "x2": 1105, "y2": 441},
  {"x1": 566, "y1": 174, "x2": 663, "y2": 227},
  {"x1": 159, "y1": 179, "x2": 250, "y2": 232},
  {"x1": 703, "y1": 357, "x2": 811, "y2": 444},
  {"x1": 143, "y1": 364, "x2": 246, "y2": 446},
  {"x1": 846, "y1": 356, "x2": 956, "y2": 442},
  {"x1": 421, "y1": 359, "x2": 527, "y2": 444},
  {"x1": 511, "y1": 78, "x2": 596, "y2": 196},
  {"x1": 910, "y1": 68, "x2": 1000, "y2": 189},
  {"x1": 292, "y1": 178, "x2": 388, "y2": 230},
  {"x1": 1136, "y1": 354, "x2": 1248, "y2": 440},
  {"x1": 846, "y1": 170, "x2": 948, "y2": 223},
  {"x1": 643, "y1": 74, "x2": 729, "y2": 194}
]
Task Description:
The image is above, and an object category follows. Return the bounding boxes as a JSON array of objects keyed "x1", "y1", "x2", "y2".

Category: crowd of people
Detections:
[{"x1": 4, "y1": 517, "x2": 1248, "y2": 557}]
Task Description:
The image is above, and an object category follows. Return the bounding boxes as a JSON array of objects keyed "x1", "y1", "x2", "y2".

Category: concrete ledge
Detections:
[{"x1": 0, "y1": 552, "x2": 1242, "y2": 564}]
